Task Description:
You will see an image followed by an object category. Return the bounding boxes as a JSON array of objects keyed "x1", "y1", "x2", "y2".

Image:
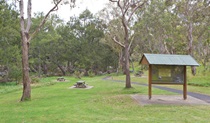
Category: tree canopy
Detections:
[{"x1": 0, "y1": 0, "x2": 209, "y2": 86}]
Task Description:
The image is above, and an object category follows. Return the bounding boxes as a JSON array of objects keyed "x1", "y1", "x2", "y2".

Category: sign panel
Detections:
[{"x1": 151, "y1": 65, "x2": 184, "y2": 84}]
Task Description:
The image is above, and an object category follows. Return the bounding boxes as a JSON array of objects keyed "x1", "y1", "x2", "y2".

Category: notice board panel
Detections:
[{"x1": 151, "y1": 65, "x2": 184, "y2": 84}]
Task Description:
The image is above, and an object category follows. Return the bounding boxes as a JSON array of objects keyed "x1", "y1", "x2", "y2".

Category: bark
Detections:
[
  {"x1": 185, "y1": 1, "x2": 197, "y2": 76},
  {"x1": 109, "y1": 0, "x2": 147, "y2": 88},
  {"x1": 19, "y1": 0, "x2": 64, "y2": 101},
  {"x1": 187, "y1": 22, "x2": 196, "y2": 76},
  {"x1": 122, "y1": 16, "x2": 131, "y2": 88},
  {"x1": 20, "y1": 0, "x2": 31, "y2": 101},
  {"x1": 57, "y1": 64, "x2": 66, "y2": 76},
  {"x1": 20, "y1": 35, "x2": 31, "y2": 101},
  {"x1": 188, "y1": 22, "x2": 193, "y2": 56}
]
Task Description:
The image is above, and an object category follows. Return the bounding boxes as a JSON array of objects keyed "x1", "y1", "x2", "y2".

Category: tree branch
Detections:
[
  {"x1": 112, "y1": 36, "x2": 125, "y2": 48},
  {"x1": 19, "y1": 0, "x2": 25, "y2": 31},
  {"x1": 29, "y1": 0, "x2": 63, "y2": 41},
  {"x1": 128, "y1": 35, "x2": 135, "y2": 51},
  {"x1": 123, "y1": 1, "x2": 130, "y2": 16},
  {"x1": 109, "y1": 0, "x2": 118, "y2": 2},
  {"x1": 117, "y1": 0, "x2": 124, "y2": 15},
  {"x1": 128, "y1": 0, "x2": 147, "y2": 22},
  {"x1": 26, "y1": 0, "x2": 32, "y2": 32}
]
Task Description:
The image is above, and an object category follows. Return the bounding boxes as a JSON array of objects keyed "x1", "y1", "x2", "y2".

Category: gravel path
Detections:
[{"x1": 103, "y1": 77, "x2": 210, "y2": 103}]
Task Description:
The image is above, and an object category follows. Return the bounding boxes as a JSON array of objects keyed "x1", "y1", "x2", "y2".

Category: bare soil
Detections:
[{"x1": 131, "y1": 95, "x2": 210, "y2": 106}]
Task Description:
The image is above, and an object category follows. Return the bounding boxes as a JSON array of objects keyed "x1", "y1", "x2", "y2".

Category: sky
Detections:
[{"x1": 31, "y1": 0, "x2": 109, "y2": 21}]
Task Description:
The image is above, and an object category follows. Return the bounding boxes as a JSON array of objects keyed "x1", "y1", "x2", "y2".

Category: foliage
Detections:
[
  {"x1": 88, "y1": 70, "x2": 95, "y2": 77},
  {"x1": 28, "y1": 10, "x2": 118, "y2": 76},
  {"x1": 73, "y1": 70, "x2": 84, "y2": 79},
  {"x1": 8, "y1": 65, "x2": 22, "y2": 84},
  {"x1": 1, "y1": 0, "x2": 209, "y2": 86},
  {"x1": 31, "y1": 76, "x2": 40, "y2": 84},
  {"x1": 0, "y1": 0, "x2": 21, "y2": 82},
  {"x1": 133, "y1": 0, "x2": 209, "y2": 64}
]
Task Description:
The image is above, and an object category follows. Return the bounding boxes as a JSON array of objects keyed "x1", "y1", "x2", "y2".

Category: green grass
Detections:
[
  {"x1": 187, "y1": 66, "x2": 210, "y2": 86},
  {"x1": 0, "y1": 76, "x2": 210, "y2": 122},
  {"x1": 0, "y1": 81, "x2": 22, "y2": 94},
  {"x1": 112, "y1": 66, "x2": 210, "y2": 95}
]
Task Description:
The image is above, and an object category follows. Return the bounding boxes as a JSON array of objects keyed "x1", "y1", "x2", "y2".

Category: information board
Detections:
[{"x1": 151, "y1": 65, "x2": 184, "y2": 84}]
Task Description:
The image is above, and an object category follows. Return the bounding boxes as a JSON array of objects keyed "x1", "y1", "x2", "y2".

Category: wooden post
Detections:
[
  {"x1": 149, "y1": 65, "x2": 152, "y2": 99},
  {"x1": 183, "y1": 66, "x2": 187, "y2": 100}
]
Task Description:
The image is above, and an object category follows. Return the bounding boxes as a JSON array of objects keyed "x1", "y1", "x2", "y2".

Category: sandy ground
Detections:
[
  {"x1": 131, "y1": 95, "x2": 210, "y2": 106},
  {"x1": 69, "y1": 86, "x2": 94, "y2": 89}
]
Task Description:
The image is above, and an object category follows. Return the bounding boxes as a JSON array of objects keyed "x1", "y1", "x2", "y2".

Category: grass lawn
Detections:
[
  {"x1": 0, "y1": 76, "x2": 210, "y2": 123},
  {"x1": 112, "y1": 66, "x2": 210, "y2": 95}
]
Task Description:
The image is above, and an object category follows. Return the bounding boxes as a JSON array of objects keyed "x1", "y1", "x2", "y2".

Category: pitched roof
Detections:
[{"x1": 140, "y1": 53, "x2": 199, "y2": 66}]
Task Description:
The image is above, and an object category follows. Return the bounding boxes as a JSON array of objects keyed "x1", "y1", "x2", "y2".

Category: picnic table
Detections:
[
  {"x1": 57, "y1": 77, "x2": 65, "y2": 81},
  {"x1": 75, "y1": 80, "x2": 86, "y2": 88}
]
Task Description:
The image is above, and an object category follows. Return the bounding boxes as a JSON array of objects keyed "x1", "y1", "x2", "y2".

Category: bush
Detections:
[
  {"x1": 88, "y1": 70, "x2": 95, "y2": 77},
  {"x1": 8, "y1": 66, "x2": 22, "y2": 84},
  {"x1": 73, "y1": 71, "x2": 84, "y2": 79},
  {"x1": 31, "y1": 76, "x2": 40, "y2": 84}
]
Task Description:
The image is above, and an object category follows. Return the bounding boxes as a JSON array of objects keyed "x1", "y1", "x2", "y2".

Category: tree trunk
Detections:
[
  {"x1": 18, "y1": 0, "x2": 66, "y2": 101},
  {"x1": 20, "y1": 0, "x2": 31, "y2": 101},
  {"x1": 122, "y1": 18, "x2": 131, "y2": 88},
  {"x1": 57, "y1": 64, "x2": 66, "y2": 76},
  {"x1": 20, "y1": 32, "x2": 31, "y2": 101},
  {"x1": 188, "y1": 22, "x2": 193, "y2": 56},
  {"x1": 109, "y1": 0, "x2": 147, "y2": 88},
  {"x1": 187, "y1": 22, "x2": 196, "y2": 76},
  {"x1": 125, "y1": 40, "x2": 131, "y2": 88}
]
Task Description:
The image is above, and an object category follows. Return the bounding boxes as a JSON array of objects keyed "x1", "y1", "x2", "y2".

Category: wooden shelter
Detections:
[{"x1": 140, "y1": 53, "x2": 199, "y2": 100}]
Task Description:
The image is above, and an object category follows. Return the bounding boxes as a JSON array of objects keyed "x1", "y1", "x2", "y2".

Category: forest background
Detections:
[{"x1": 0, "y1": 0, "x2": 209, "y2": 83}]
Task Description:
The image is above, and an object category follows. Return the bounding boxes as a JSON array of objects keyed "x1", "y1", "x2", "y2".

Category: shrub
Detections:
[
  {"x1": 88, "y1": 70, "x2": 95, "y2": 77},
  {"x1": 31, "y1": 76, "x2": 40, "y2": 84},
  {"x1": 73, "y1": 71, "x2": 84, "y2": 79}
]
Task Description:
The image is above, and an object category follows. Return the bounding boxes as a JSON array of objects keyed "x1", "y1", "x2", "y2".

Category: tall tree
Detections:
[
  {"x1": 170, "y1": 0, "x2": 209, "y2": 75},
  {"x1": 109, "y1": 0, "x2": 147, "y2": 88},
  {"x1": 18, "y1": 0, "x2": 74, "y2": 101}
]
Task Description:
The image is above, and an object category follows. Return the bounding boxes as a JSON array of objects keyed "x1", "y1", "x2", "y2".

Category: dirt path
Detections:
[{"x1": 103, "y1": 77, "x2": 210, "y2": 104}]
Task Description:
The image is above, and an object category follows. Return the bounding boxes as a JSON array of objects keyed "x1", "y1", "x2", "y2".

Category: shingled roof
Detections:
[{"x1": 140, "y1": 53, "x2": 199, "y2": 66}]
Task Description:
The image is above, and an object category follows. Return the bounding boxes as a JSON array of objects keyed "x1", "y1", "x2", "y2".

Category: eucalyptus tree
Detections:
[
  {"x1": 109, "y1": 0, "x2": 148, "y2": 88},
  {"x1": 134, "y1": 0, "x2": 209, "y2": 73},
  {"x1": 16, "y1": 0, "x2": 75, "y2": 101},
  {"x1": 167, "y1": 0, "x2": 210, "y2": 74},
  {"x1": 100, "y1": 18, "x2": 125, "y2": 73},
  {"x1": 134, "y1": 0, "x2": 184, "y2": 55}
]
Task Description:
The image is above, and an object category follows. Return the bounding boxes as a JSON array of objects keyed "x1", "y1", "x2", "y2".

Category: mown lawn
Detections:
[
  {"x1": 0, "y1": 76, "x2": 210, "y2": 123},
  {"x1": 112, "y1": 66, "x2": 210, "y2": 95}
]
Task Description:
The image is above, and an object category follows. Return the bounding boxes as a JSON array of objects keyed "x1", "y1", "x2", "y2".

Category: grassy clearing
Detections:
[
  {"x1": 112, "y1": 66, "x2": 210, "y2": 95},
  {"x1": 188, "y1": 68, "x2": 210, "y2": 87},
  {"x1": 0, "y1": 82, "x2": 22, "y2": 94},
  {"x1": 0, "y1": 76, "x2": 210, "y2": 122}
]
